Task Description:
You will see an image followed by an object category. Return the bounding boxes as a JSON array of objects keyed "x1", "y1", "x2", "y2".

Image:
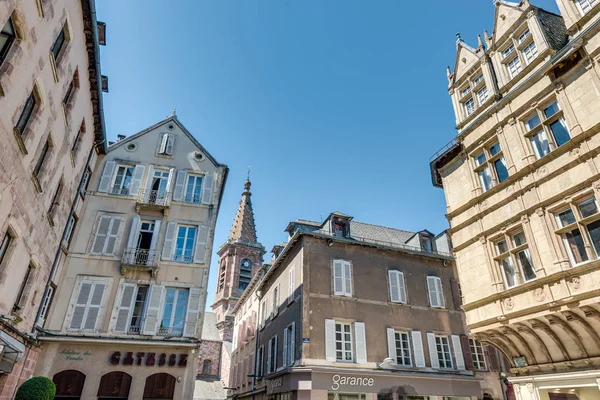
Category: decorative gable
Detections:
[
  {"x1": 452, "y1": 42, "x2": 483, "y2": 86},
  {"x1": 492, "y1": 1, "x2": 528, "y2": 45}
]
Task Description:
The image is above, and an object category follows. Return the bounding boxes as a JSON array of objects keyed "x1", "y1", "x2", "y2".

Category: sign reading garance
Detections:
[{"x1": 331, "y1": 374, "x2": 375, "y2": 391}]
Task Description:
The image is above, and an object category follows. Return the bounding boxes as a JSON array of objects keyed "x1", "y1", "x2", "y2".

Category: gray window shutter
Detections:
[
  {"x1": 436, "y1": 278, "x2": 446, "y2": 308},
  {"x1": 427, "y1": 332, "x2": 440, "y2": 369},
  {"x1": 427, "y1": 276, "x2": 440, "y2": 308},
  {"x1": 114, "y1": 283, "x2": 136, "y2": 333},
  {"x1": 159, "y1": 133, "x2": 169, "y2": 154},
  {"x1": 91, "y1": 215, "x2": 111, "y2": 255},
  {"x1": 398, "y1": 272, "x2": 407, "y2": 303},
  {"x1": 344, "y1": 261, "x2": 352, "y2": 297},
  {"x1": 142, "y1": 284, "x2": 164, "y2": 335},
  {"x1": 387, "y1": 328, "x2": 396, "y2": 361},
  {"x1": 161, "y1": 222, "x2": 177, "y2": 260},
  {"x1": 166, "y1": 134, "x2": 175, "y2": 155},
  {"x1": 69, "y1": 281, "x2": 92, "y2": 331},
  {"x1": 267, "y1": 339, "x2": 272, "y2": 373},
  {"x1": 333, "y1": 260, "x2": 344, "y2": 295},
  {"x1": 283, "y1": 325, "x2": 288, "y2": 366},
  {"x1": 354, "y1": 322, "x2": 367, "y2": 363},
  {"x1": 172, "y1": 171, "x2": 187, "y2": 201},
  {"x1": 325, "y1": 319, "x2": 336, "y2": 362},
  {"x1": 389, "y1": 271, "x2": 400, "y2": 303},
  {"x1": 83, "y1": 282, "x2": 107, "y2": 331},
  {"x1": 104, "y1": 217, "x2": 122, "y2": 255},
  {"x1": 183, "y1": 287, "x2": 202, "y2": 337},
  {"x1": 193, "y1": 225, "x2": 209, "y2": 264},
  {"x1": 125, "y1": 216, "x2": 140, "y2": 263},
  {"x1": 165, "y1": 168, "x2": 175, "y2": 194},
  {"x1": 290, "y1": 322, "x2": 295, "y2": 365},
  {"x1": 130, "y1": 164, "x2": 145, "y2": 196},
  {"x1": 149, "y1": 220, "x2": 161, "y2": 257},
  {"x1": 98, "y1": 160, "x2": 116, "y2": 192},
  {"x1": 412, "y1": 331, "x2": 426, "y2": 368},
  {"x1": 201, "y1": 173, "x2": 214, "y2": 205},
  {"x1": 145, "y1": 165, "x2": 155, "y2": 190},
  {"x1": 451, "y1": 334, "x2": 466, "y2": 370}
]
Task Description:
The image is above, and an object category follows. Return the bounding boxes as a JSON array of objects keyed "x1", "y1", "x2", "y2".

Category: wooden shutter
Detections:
[
  {"x1": 325, "y1": 319, "x2": 336, "y2": 362},
  {"x1": 461, "y1": 336, "x2": 474, "y2": 371},
  {"x1": 166, "y1": 134, "x2": 175, "y2": 155},
  {"x1": 104, "y1": 217, "x2": 122, "y2": 255},
  {"x1": 145, "y1": 165, "x2": 155, "y2": 190},
  {"x1": 114, "y1": 283, "x2": 136, "y2": 333},
  {"x1": 142, "y1": 284, "x2": 164, "y2": 335},
  {"x1": 125, "y1": 216, "x2": 141, "y2": 262},
  {"x1": 159, "y1": 134, "x2": 169, "y2": 154},
  {"x1": 427, "y1": 276, "x2": 440, "y2": 307},
  {"x1": 149, "y1": 220, "x2": 161, "y2": 254},
  {"x1": 436, "y1": 278, "x2": 446, "y2": 308},
  {"x1": 389, "y1": 271, "x2": 400, "y2": 302},
  {"x1": 193, "y1": 225, "x2": 208, "y2": 264},
  {"x1": 161, "y1": 222, "x2": 177, "y2": 260},
  {"x1": 283, "y1": 325, "x2": 288, "y2": 366},
  {"x1": 412, "y1": 331, "x2": 426, "y2": 367},
  {"x1": 91, "y1": 215, "x2": 111, "y2": 255},
  {"x1": 288, "y1": 268, "x2": 295, "y2": 304},
  {"x1": 290, "y1": 322, "x2": 295, "y2": 365},
  {"x1": 450, "y1": 278, "x2": 462, "y2": 309},
  {"x1": 344, "y1": 261, "x2": 352, "y2": 297},
  {"x1": 184, "y1": 287, "x2": 202, "y2": 337},
  {"x1": 485, "y1": 345, "x2": 500, "y2": 371},
  {"x1": 354, "y1": 322, "x2": 367, "y2": 363},
  {"x1": 201, "y1": 173, "x2": 214, "y2": 205},
  {"x1": 398, "y1": 271, "x2": 407, "y2": 303},
  {"x1": 267, "y1": 339, "x2": 272, "y2": 373},
  {"x1": 69, "y1": 281, "x2": 92, "y2": 330},
  {"x1": 165, "y1": 168, "x2": 175, "y2": 193},
  {"x1": 451, "y1": 335, "x2": 465, "y2": 370},
  {"x1": 333, "y1": 260, "x2": 344, "y2": 295},
  {"x1": 130, "y1": 164, "x2": 145, "y2": 195},
  {"x1": 427, "y1": 332, "x2": 440, "y2": 369},
  {"x1": 98, "y1": 160, "x2": 116, "y2": 192},
  {"x1": 172, "y1": 171, "x2": 187, "y2": 201},
  {"x1": 274, "y1": 335, "x2": 278, "y2": 370},
  {"x1": 387, "y1": 328, "x2": 396, "y2": 361},
  {"x1": 83, "y1": 282, "x2": 106, "y2": 331}
]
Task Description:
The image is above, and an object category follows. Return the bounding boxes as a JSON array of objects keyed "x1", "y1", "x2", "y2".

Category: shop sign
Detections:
[
  {"x1": 109, "y1": 351, "x2": 187, "y2": 367},
  {"x1": 331, "y1": 374, "x2": 374, "y2": 391},
  {"x1": 60, "y1": 350, "x2": 91, "y2": 361}
]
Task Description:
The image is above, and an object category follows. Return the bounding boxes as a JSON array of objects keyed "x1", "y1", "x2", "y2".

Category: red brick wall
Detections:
[
  {"x1": 0, "y1": 339, "x2": 40, "y2": 400},
  {"x1": 197, "y1": 340, "x2": 222, "y2": 377}
]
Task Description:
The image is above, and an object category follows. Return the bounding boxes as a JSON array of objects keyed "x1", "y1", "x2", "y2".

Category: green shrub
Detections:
[{"x1": 15, "y1": 376, "x2": 56, "y2": 400}]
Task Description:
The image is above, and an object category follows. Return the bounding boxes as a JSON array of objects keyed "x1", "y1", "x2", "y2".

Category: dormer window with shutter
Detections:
[
  {"x1": 458, "y1": 70, "x2": 488, "y2": 119},
  {"x1": 158, "y1": 133, "x2": 175, "y2": 156},
  {"x1": 500, "y1": 24, "x2": 538, "y2": 80}
]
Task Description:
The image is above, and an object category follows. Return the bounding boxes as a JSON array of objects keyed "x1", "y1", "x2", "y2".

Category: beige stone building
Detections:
[
  {"x1": 0, "y1": 0, "x2": 106, "y2": 397},
  {"x1": 430, "y1": 0, "x2": 600, "y2": 399},
  {"x1": 34, "y1": 114, "x2": 228, "y2": 399}
]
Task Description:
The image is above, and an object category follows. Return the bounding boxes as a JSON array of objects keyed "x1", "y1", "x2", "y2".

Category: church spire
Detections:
[{"x1": 228, "y1": 178, "x2": 257, "y2": 244}]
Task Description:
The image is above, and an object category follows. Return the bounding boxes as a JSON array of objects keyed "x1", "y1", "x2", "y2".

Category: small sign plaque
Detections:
[
  {"x1": 513, "y1": 356, "x2": 528, "y2": 367},
  {"x1": 302, "y1": 337, "x2": 310, "y2": 343}
]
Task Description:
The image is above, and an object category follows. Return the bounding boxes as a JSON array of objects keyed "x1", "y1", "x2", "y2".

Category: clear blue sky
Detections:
[{"x1": 95, "y1": 0, "x2": 560, "y2": 309}]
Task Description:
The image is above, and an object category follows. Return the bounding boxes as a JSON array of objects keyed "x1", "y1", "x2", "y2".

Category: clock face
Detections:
[{"x1": 242, "y1": 259, "x2": 252, "y2": 268}]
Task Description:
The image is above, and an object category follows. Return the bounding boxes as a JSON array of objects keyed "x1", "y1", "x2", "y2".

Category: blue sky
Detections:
[{"x1": 95, "y1": 0, "x2": 560, "y2": 309}]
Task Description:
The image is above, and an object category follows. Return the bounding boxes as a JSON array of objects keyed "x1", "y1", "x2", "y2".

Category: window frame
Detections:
[
  {"x1": 110, "y1": 164, "x2": 135, "y2": 196},
  {"x1": 15, "y1": 91, "x2": 37, "y2": 135},
  {"x1": 500, "y1": 23, "x2": 538, "y2": 81},
  {"x1": 0, "y1": 16, "x2": 16, "y2": 68},
  {"x1": 183, "y1": 173, "x2": 203, "y2": 204},
  {"x1": 472, "y1": 140, "x2": 509, "y2": 193},
  {"x1": 33, "y1": 138, "x2": 52, "y2": 180},
  {"x1": 553, "y1": 196, "x2": 600, "y2": 266},
  {"x1": 158, "y1": 133, "x2": 175, "y2": 156},
  {"x1": 435, "y1": 335, "x2": 453, "y2": 369},
  {"x1": 172, "y1": 224, "x2": 197, "y2": 263},
  {"x1": 267, "y1": 335, "x2": 278, "y2": 374},
  {"x1": 334, "y1": 321, "x2": 354, "y2": 362},
  {"x1": 522, "y1": 100, "x2": 570, "y2": 159},
  {"x1": 458, "y1": 69, "x2": 487, "y2": 119},
  {"x1": 158, "y1": 287, "x2": 189, "y2": 337},
  {"x1": 13, "y1": 263, "x2": 34, "y2": 312},
  {"x1": 492, "y1": 228, "x2": 537, "y2": 289},
  {"x1": 575, "y1": 0, "x2": 599, "y2": 15},
  {"x1": 393, "y1": 330, "x2": 412, "y2": 367},
  {"x1": 332, "y1": 259, "x2": 353, "y2": 297},
  {"x1": 0, "y1": 230, "x2": 14, "y2": 268},
  {"x1": 388, "y1": 270, "x2": 407, "y2": 304},
  {"x1": 469, "y1": 339, "x2": 487, "y2": 370},
  {"x1": 426, "y1": 276, "x2": 445, "y2": 308}
]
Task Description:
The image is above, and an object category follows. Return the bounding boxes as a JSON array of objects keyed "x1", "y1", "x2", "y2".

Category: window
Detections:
[
  {"x1": 576, "y1": 0, "x2": 598, "y2": 15},
  {"x1": 283, "y1": 323, "x2": 295, "y2": 366},
  {"x1": 48, "y1": 179, "x2": 64, "y2": 222},
  {"x1": 288, "y1": 267, "x2": 295, "y2": 304},
  {"x1": 128, "y1": 285, "x2": 148, "y2": 334},
  {"x1": 239, "y1": 259, "x2": 252, "y2": 290},
  {"x1": 33, "y1": 139, "x2": 52, "y2": 179},
  {"x1": 333, "y1": 259, "x2": 352, "y2": 297},
  {"x1": 427, "y1": 276, "x2": 445, "y2": 308},
  {"x1": 469, "y1": 339, "x2": 486, "y2": 370},
  {"x1": 51, "y1": 26, "x2": 66, "y2": 61},
  {"x1": 267, "y1": 335, "x2": 278, "y2": 373},
  {"x1": 38, "y1": 284, "x2": 55, "y2": 327},
  {"x1": 494, "y1": 229, "x2": 536, "y2": 288},
  {"x1": 111, "y1": 165, "x2": 134, "y2": 195},
  {"x1": 13, "y1": 264, "x2": 33, "y2": 312},
  {"x1": 464, "y1": 98, "x2": 475, "y2": 116},
  {"x1": 473, "y1": 74, "x2": 484, "y2": 85},
  {"x1": 173, "y1": 225, "x2": 196, "y2": 263},
  {"x1": 184, "y1": 174, "x2": 203, "y2": 203},
  {"x1": 507, "y1": 56, "x2": 522, "y2": 78},
  {"x1": 388, "y1": 270, "x2": 407, "y2": 304},
  {"x1": 422, "y1": 236, "x2": 434, "y2": 253},
  {"x1": 517, "y1": 29, "x2": 531, "y2": 44},
  {"x1": 256, "y1": 346, "x2": 264, "y2": 377},
  {"x1": 393, "y1": 331, "x2": 412, "y2": 366},
  {"x1": 90, "y1": 215, "x2": 123, "y2": 256},
  {"x1": 159, "y1": 287, "x2": 189, "y2": 336},
  {"x1": 477, "y1": 86, "x2": 488, "y2": 105},
  {"x1": 522, "y1": 42, "x2": 538, "y2": 64},
  {"x1": 63, "y1": 79, "x2": 74, "y2": 108},
  {"x1": 473, "y1": 141, "x2": 508, "y2": 193},
  {"x1": 435, "y1": 336, "x2": 453, "y2": 369},
  {"x1": 63, "y1": 213, "x2": 78, "y2": 247},
  {"x1": 335, "y1": 322, "x2": 353, "y2": 361},
  {"x1": 271, "y1": 285, "x2": 279, "y2": 318},
  {"x1": 15, "y1": 91, "x2": 36, "y2": 135},
  {"x1": 0, "y1": 230, "x2": 13, "y2": 267},
  {"x1": 555, "y1": 197, "x2": 600, "y2": 265},
  {"x1": 524, "y1": 100, "x2": 570, "y2": 159},
  {"x1": 202, "y1": 359, "x2": 212, "y2": 375},
  {"x1": 460, "y1": 86, "x2": 471, "y2": 96},
  {"x1": 0, "y1": 16, "x2": 16, "y2": 67},
  {"x1": 260, "y1": 301, "x2": 267, "y2": 327},
  {"x1": 80, "y1": 167, "x2": 91, "y2": 197},
  {"x1": 158, "y1": 133, "x2": 175, "y2": 155},
  {"x1": 501, "y1": 25, "x2": 538, "y2": 80},
  {"x1": 71, "y1": 128, "x2": 83, "y2": 162},
  {"x1": 68, "y1": 279, "x2": 107, "y2": 332},
  {"x1": 502, "y1": 44, "x2": 515, "y2": 58}
]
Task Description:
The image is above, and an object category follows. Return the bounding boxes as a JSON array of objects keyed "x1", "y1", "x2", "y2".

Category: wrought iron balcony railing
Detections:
[
  {"x1": 121, "y1": 248, "x2": 159, "y2": 267},
  {"x1": 110, "y1": 186, "x2": 130, "y2": 196},
  {"x1": 128, "y1": 325, "x2": 142, "y2": 335},
  {"x1": 137, "y1": 189, "x2": 171, "y2": 207},
  {"x1": 157, "y1": 326, "x2": 183, "y2": 337},
  {"x1": 172, "y1": 253, "x2": 193, "y2": 263}
]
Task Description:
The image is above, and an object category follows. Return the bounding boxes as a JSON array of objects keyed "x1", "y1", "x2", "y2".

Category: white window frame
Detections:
[
  {"x1": 575, "y1": 0, "x2": 598, "y2": 15},
  {"x1": 173, "y1": 225, "x2": 197, "y2": 263},
  {"x1": 332, "y1": 259, "x2": 352, "y2": 297},
  {"x1": 472, "y1": 140, "x2": 508, "y2": 193},
  {"x1": 435, "y1": 335, "x2": 453, "y2": 369},
  {"x1": 393, "y1": 331, "x2": 412, "y2": 367},
  {"x1": 477, "y1": 86, "x2": 488, "y2": 106},
  {"x1": 426, "y1": 276, "x2": 445, "y2": 308},
  {"x1": 469, "y1": 339, "x2": 487, "y2": 370},
  {"x1": 388, "y1": 270, "x2": 407, "y2": 304},
  {"x1": 464, "y1": 98, "x2": 475, "y2": 116},
  {"x1": 522, "y1": 41, "x2": 538, "y2": 64},
  {"x1": 159, "y1": 287, "x2": 189, "y2": 336},
  {"x1": 110, "y1": 164, "x2": 135, "y2": 195},
  {"x1": 507, "y1": 55, "x2": 522, "y2": 78},
  {"x1": 184, "y1": 173, "x2": 203, "y2": 204},
  {"x1": 493, "y1": 229, "x2": 536, "y2": 289},
  {"x1": 335, "y1": 321, "x2": 354, "y2": 362},
  {"x1": 522, "y1": 100, "x2": 571, "y2": 159},
  {"x1": 554, "y1": 197, "x2": 600, "y2": 265},
  {"x1": 158, "y1": 133, "x2": 175, "y2": 155}
]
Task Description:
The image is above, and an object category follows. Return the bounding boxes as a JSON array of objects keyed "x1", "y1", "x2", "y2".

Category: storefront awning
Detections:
[{"x1": 0, "y1": 331, "x2": 25, "y2": 374}]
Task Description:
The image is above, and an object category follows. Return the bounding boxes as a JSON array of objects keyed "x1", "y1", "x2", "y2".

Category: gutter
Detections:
[{"x1": 87, "y1": 0, "x2": 108, "y2": 154}]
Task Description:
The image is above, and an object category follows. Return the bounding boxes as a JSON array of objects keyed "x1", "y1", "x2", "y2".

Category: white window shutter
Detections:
[
  {"x1": 184, "y1": 287, "x2": 202, "y2": 337},
  {"x1": 142, "y1": 284, "x2": 164, "y2": 335},
  {"x1": 354, "y1": 322, "x2": 367, "y2": 363},
  {"x1": 193, "y1": 225, "x2": 209, "y2": 264},
  {"x1": 427, "y1": 276, "x2": 440, "y2": 308},
  {"x1": 69, "y1": 281, "x2": 92, "y2": 331},
  {"x1": 172, "y1": 171, "x2": 187, "y2": 201},
  {"x1": 130, "y1": 164, "x2": 145, "y2": 195},
  {"x1": 165, "y1": 168, "x2": 175, "y2": 193},
  {"x1": 83, "y1": 282, "x2": 106, "y2": 331},
  {"x1": 290, "y1": 322, "x2": 295, "y2": 365},
  {"x1": 325, "y1": 319, "x2": 336, "y2": 362},
  {"x1": 98, "y1": 160, "x2": 116, "y2": 192},
  {"x1": 333, "y1": 260, "x2": 344, "y2": 295},
  {"x1": 436, "y1": 278, "x2": 446, "y2": 308},
  {"x1": 398, "y1": 272, "x2": 407, "y2": 303},
  {"x1": 159, "y1": 133, "x2": 169, "y2": 154},
  {"x1": 149, "y1": 220, "x2": 161, "y2": 253},
  {"x1": 145, "y1": 165, "x2": 155, "y2": 190},
  {"x1": 125, "y1": 216, "x2": 141, "y2": 263},
  {"x1": 451, "y1": 334, "x2": 465, "y2": 370},
  {"x1": 389, "y1": 271, "x2": 400, "y2": 303},
  {"x1": 114, "y1": 283, "x2": 136, "y2": 333},
  {"x1": 412, "y1": 331, "x2": 426, "y2": 368},
  {"x1": 427, "y1": 332, "x2": 440, "y2": 369},
  {"x1": 166, "y1": 134, "x2": 175, "y2": 155},
  {"x1": 344, "y1": 261, "x2": 352, "y2": 297},
  {"x1": 91, "y1": 215, "x2": 111, "y2": 255},
  {"x1": 201, "y1": 173, "x2": 214, "y2": 205},
  {"x1": 288, "y1": 268, "x2": 295, "y2": 304},
  {"x1": 283, "y1": 326, "x2": 288, "y2": 366},
  {"x1": 387, "y1": 328, "x2": 396, "y2": 361},
  {"x1": 161, "y1": 222, "x2": 177, "y2": 260},
  {"x1": 104, "y1": 217, "x2": 122, "y2": 255}
]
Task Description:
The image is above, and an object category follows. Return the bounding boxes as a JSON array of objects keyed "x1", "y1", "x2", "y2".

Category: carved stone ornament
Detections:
[
  {"x1": 527, "y1": 10, "x2": 537, "y2": 19},
  {"x1": 496, "y1": 126, "x2": 504, "y2": 134},
  {"x1": 500, "y1": 14, "x2": 506, "y2": 20},
  {"x1": 462, "y1": 57, "x2": 467, "y2": 63},
  {"x1": 503, "y1": 297, "x2": 514, "y2": 311},
  {"x1": 538, "y1": 166, "x2": 548, "y2": 177},
  {"x1": 536, "y1": 207, "x2": 545, "y2": 217},
  {"x1": 527, "y1": 383, "x2": 535, "y2": 393},
  {"x1": 508, "y1": 117, "x2": 516, "y2": 126},
  {"x1": 554, "y1": 82, "x2": 565, "y2": 93},
  {"x1": 570, "y1": 147, "x2": 581, "y2": 157},
  {"x1": 481, "y1": 199, "x2": 489, "y2": 209},
  {"x1": 479, "y1": 236, "x2": 487, "y2": 244},
  {"x1": 569, "y1": 276, "x2": 582, "y2": 291},
  {"x1": 513, "y1": 384, "x2": 521, "y2": 394},
  {"x1": 593, "y1": 181, "x2": 600, "y2": 191},
  {"x1": 521, "y1": 214, "x2": 529, "y2": 224},
  {"x1": 533, "y1": 287, "x2": 546, "y2": 302}
]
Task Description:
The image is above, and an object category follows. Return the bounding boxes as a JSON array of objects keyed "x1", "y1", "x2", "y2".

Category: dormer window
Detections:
[
  {"x1": 332, "y1": 219, "x2": 348, "y2": 237},
  {"x1": 502, "y1": 44, "x2": 516, "y2": 58},
  {"x1": 501, "y1": 24, "x2": 538, "y2": 80},
  {"x1": 517, "y1": 29, "x2": 531, "y2": 44},
  {"x1": 460, "y1": 86, "x2": 471, "y2": 96},
  {"x1": 464, "y1": 98, "x2": 475, "y2": 116},
  {"x1": 158, "y1": 133, "x2": 175, "y2": 156},
  {"x1": 422, "y1": 236, "x2": 434, "y2": 253},
  {"x1": 473, "y1": 74, "x2": 484, "y2": 86},
  {"x1": 459, "y1": 69, "x2": 488, "y2": 119}
]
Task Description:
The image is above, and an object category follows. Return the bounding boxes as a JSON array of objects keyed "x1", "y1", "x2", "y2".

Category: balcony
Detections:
[
  {"x1": 157, "y1": 326, "x2": 183, "y2": 337},
  {"x1": 136, "y1": 189, "x2": 171, "y2": 214},
  {"x1": 120, "y1": 248, "x2": 159, "y2": 277}
]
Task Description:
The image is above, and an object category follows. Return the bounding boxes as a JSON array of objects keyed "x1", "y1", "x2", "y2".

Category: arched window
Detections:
[
  {"x1": 53, "y1": 370, "x2": 86, "y2": 400},
  {"x1": 97, "y1": 371, "x2": 132, "y2": 400},
  {"x1": 202, "y1": 359, "x2": 212, "y2": 375},
  {"x1": 143, "y1": 373, "x2": 176, "y2": 400}
]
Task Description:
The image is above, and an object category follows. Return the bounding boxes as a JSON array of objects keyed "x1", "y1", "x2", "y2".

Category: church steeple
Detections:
[{"x1": 228, "y1": 178, "x2": 257, "y2": 244}]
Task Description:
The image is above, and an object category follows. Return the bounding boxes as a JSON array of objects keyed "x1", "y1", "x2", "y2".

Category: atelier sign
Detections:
[
  {"x1": 109, "y1": 351, "x2": 187, "y2": 367},
  {"x1": 331, "y1": 374, "x2": 375, "y2": 391}
]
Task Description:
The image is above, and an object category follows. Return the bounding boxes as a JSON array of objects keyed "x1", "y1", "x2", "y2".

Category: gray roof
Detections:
[
  {"x1": 201, "y1": 312, "x2": 221, "y2": 341},
  {"x1": 349, "y1": 221, "x2": 415, "y2": 246}
]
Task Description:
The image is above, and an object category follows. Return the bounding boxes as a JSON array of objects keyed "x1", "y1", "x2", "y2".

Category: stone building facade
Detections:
[
  {"x1": 430, "y1": 0, "x2": 600, "y2": 398},
  {"x1": 34, "y1": 115, "x2": 228, "y2": 400},
  {"x1": 0, "y1": 0, "x2": 106, "y2": 397}
]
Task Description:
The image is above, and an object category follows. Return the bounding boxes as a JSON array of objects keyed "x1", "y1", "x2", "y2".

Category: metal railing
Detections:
[
  {"x1": 429, "y1": 138, "x2": 458, "y2": 162},
  {"x1": 138, "y1": 189, "x2": 171, "y2": 207},
  {"x1": 157, "y1": 326, "x2": 183, "y2": 337},
  {"x1": 172, "y1": 253, "x2": 193, "y2": 263},
  {"x1": 182, "y1": 193, "x2": 202, "y2": 204},
  {"x1": 128, "y1": 325, "x2": 142, "y2": 335},
  {"x1": 121, "y1": 248, "x2": 159, "y2": 267},
  {"x1": 110, "y1": 186, "x2": 130, "y2": 196}
]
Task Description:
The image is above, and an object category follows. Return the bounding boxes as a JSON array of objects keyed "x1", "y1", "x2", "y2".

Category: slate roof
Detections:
[
  {"x1": 228, "y1": 179, "x2": 259, "y2": 244},
  {"x1": 201, "y1": 312, "x2": 221, "y2": 341},
  {"x1": 349, "y1": 221, "x2": 415, "y2": 246}
]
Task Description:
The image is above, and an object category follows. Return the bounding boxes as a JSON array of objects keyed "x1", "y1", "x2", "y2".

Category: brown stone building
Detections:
[
  {"x1": 0, "y1": 0, "x2": 106, "y2": 397},
  {"x1": 230, "y1": 212, "x2": 507, "y2": 400}
]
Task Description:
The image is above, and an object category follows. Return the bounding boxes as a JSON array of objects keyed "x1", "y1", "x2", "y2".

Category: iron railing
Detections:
[
  {"x1": 121, "y1": 248, "x2": 159, "y2": 267},
  {"x1": 138, "y1": 189, "x2": 171, "y2": 207},
  {"x1": 128, "y1": 325, "x2": 142, "y2": 335},
  {"x1": 182, "y1": 193, "x2": 202, "y2": 204},
  {"x1": 157, "y1": 326, "x2": 183, "y2": 337},
  {"x1": 110, "y1": 186, "x2": 130, "y2": 196},
  {"x1": 172, "y1": 253, "x2": 193, "y2": 263}
]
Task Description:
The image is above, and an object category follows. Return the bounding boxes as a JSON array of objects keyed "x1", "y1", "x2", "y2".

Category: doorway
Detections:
[{"x1": 143, "y1": 373, "x2": 175, "y2": 400}]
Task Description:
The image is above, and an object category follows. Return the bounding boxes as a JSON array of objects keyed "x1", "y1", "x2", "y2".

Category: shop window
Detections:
[
  {"x1": 53, "y1": 370, "x2": 85, "y2": 400},
  {"x1": 143, "y1": 373, "x2": 175, "y2": 400},
  {"x1": 97, "y1": 371, "x2": 132, "y2": 400}
]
